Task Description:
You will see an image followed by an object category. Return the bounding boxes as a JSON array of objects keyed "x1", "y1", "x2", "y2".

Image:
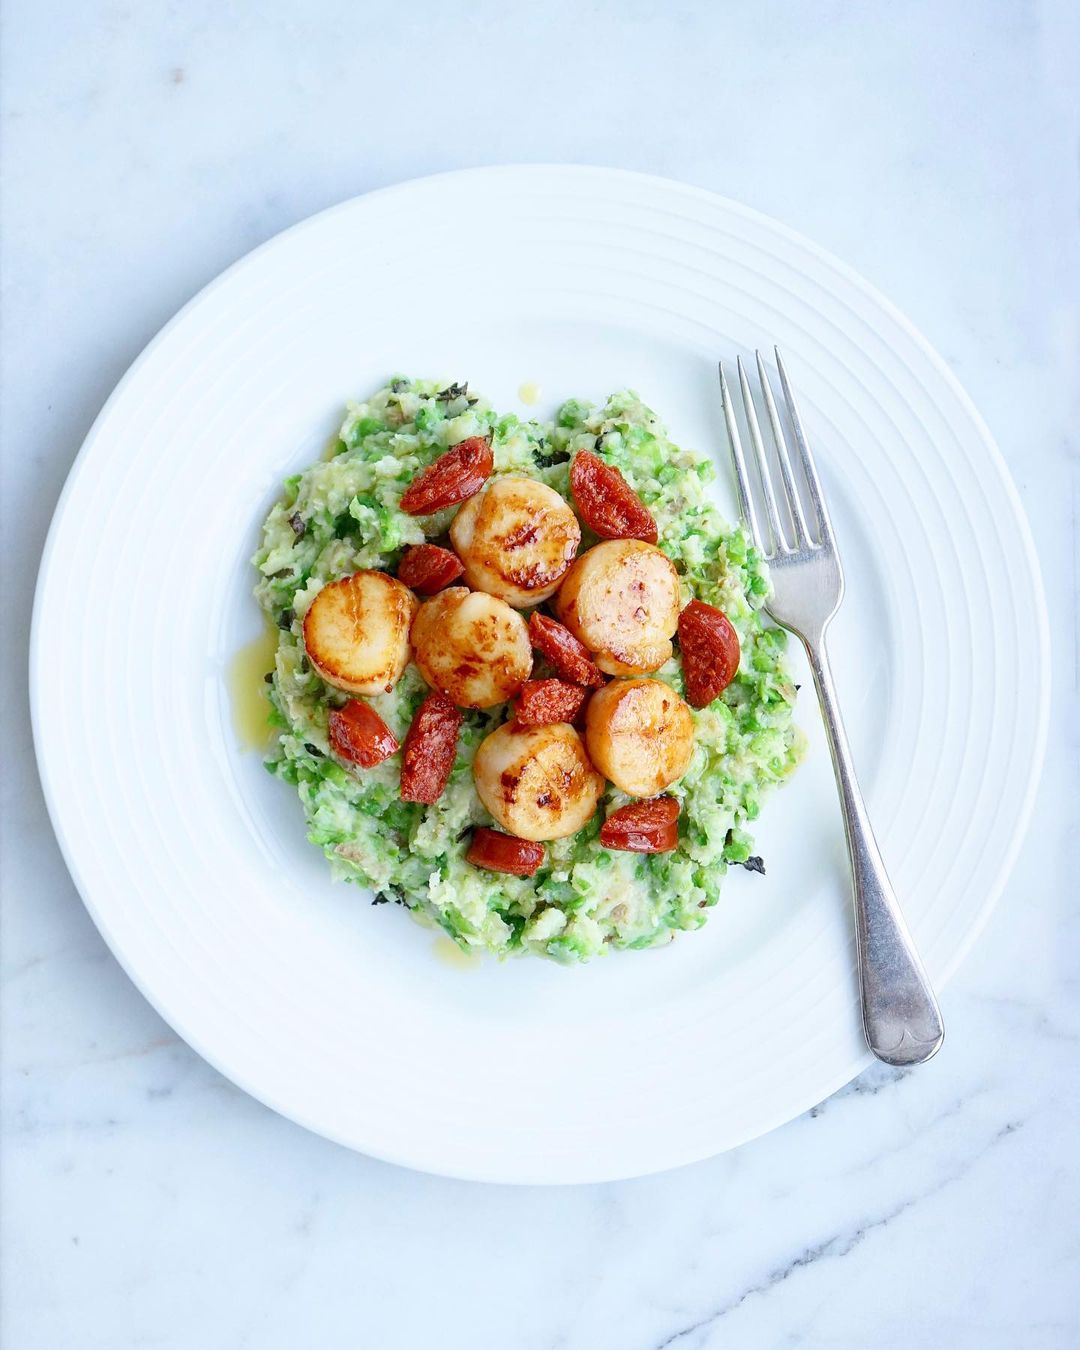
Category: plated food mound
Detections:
[{"x1": 254, "y1": 378, "x2": 803, "y2": 961}]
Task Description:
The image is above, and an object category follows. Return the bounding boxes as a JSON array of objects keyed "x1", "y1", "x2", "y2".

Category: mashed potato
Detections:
[{"x1": 253, "y1": 378, "x2": 802, "y2": 960}]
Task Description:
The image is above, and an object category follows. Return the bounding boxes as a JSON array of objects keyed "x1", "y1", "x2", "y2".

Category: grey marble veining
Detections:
[{"x1": 2, "y1": 2, "x2": 1077, "y2": 1347}]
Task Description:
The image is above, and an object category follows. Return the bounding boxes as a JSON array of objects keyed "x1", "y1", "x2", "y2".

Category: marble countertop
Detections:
[{"x1": 2, "y1": 3, "x2": 1077, "y2": 1346}]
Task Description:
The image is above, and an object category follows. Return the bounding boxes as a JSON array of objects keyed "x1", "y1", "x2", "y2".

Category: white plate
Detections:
[{"x1": 31, "y1": 167, "x2": 1049, "y2": 1183}]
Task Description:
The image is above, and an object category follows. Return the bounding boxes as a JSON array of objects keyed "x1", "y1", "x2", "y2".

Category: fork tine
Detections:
[
  {"x1": 756, "y1": 350, "x2": 813, "y2": 548},
  {"x1": 718, "y1": 363, "x2": 764, "y2": 552},
  {"x1": 737, "y1": 356, "x2": 788, "y2": 553},
  {"x1": 774, "y1": 347, "x2": 835, "y2": 543}
]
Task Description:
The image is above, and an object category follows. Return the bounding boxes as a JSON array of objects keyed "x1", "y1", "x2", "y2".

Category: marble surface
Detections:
[{"x1": 2, "y1": 2, "x2": 1077, "y2": 1346}]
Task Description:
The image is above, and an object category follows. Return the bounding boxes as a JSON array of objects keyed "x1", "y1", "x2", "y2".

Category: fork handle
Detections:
[{"x1": 804, "y1": 636, "x2": 945, "y2": 1066}]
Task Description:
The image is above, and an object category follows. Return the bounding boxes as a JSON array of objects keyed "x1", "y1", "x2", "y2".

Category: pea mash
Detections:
[{"x1": 253, "y1": 379, "x2": 802, "y2": 960}]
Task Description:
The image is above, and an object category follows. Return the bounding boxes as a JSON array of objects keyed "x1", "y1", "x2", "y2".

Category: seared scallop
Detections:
[
  {"x1": 473, "y1": 722, "x2": 605, "y2": 841},
  {"x1": 449, "y1": 475, "x2": 581, "y2": 608},
  {"x1": 584, "y1": 678, "x2": 694, "y2": 796},
  {"x1": 553, "y1": 539, "x2": 680, "y2": 675},
  {"x1": 411, "y1": 587, "x2": 532, "y2": 709},
  {"x1": 303, "y1": 569, "x2": 417, "y2": 695}
]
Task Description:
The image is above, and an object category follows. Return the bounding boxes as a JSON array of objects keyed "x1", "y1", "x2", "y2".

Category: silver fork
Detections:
[{"x1": 719, "y1": 349, "x2": 944, "y2": 1067}]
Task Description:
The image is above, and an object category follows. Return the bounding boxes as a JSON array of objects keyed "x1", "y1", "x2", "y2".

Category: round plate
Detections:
[{"x1": 31, "y1": 167, "x2": 1049, "y2": 1183}]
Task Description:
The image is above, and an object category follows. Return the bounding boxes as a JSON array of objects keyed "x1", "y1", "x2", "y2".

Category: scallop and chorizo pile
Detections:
[{"x1": 254, "y1": 379, "x2": 802, "y2": 960}]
